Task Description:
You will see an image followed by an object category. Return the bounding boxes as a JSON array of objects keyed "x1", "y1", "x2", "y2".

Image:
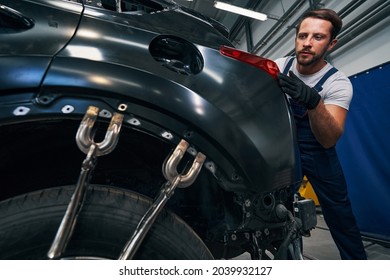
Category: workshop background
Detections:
[
  {"x1": 177, "y1": 0, "x2": 390, "y2": 258},
  {"x1": 1, "y1": 0, "x2": 388, "y2": 261}
]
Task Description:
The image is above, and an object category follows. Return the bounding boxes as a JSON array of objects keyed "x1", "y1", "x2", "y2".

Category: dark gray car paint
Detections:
[{"x1": 0, "y1": 0, "x2": 299, "y2": 193}]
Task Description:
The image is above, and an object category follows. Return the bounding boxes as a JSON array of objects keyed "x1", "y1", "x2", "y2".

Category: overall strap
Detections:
[
  {"x1": 283, "y1": 56, "x2": 339, "y2": 92},
  {"x1": 283, "y1": 57, "x2": 295, "y2": 75},
  {"x1": 313, "y1": 67, "x2": 338, "y2": 92}
]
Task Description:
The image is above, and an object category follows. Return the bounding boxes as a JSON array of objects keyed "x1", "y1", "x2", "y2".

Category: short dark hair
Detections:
[{"x1": 297, "y1": 9, "x2": 342, "y2": 40}]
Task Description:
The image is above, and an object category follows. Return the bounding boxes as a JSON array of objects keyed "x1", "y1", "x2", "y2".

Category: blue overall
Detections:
[{"x1": 283, "y1": 58, "x2": 367, "y2": 259}]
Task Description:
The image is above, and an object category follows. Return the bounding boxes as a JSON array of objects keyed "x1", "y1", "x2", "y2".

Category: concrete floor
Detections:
[
  {"x1": 303, "y1": 211, "x2": 390, "y2": 260},
  {"x1": 234, "y1": 211, "x2": 390, "y2": 260}
]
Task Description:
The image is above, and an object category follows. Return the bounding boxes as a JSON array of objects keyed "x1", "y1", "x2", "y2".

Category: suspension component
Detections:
[
  {"x1": 118, "y1": 139, "x2": 206, "y2": 260},
  {"x1": 47, "y1": 106, "x2": 123, "y2": 259}
]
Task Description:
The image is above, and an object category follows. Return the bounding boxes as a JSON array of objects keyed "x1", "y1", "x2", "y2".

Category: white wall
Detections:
[
  {"x1": 233, "y1": 0, "x2": 390, "y2": 76},
  {"x1": 331, "y1": 16, "x2": 390, "y2": 76}
]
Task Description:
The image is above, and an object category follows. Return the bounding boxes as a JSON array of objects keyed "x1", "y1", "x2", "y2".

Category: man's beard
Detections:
[{"x1": 295, "y1": 48, "x2": 327, "y2": 66}]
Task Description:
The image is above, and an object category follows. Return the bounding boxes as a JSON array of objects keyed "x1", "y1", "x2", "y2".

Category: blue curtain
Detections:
[{"x1": 337, "y1": 62, "x2": 390, "y2": 242}]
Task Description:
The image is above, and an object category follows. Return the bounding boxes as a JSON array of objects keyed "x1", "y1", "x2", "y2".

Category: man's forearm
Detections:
[{"x1": 308, "y1": 100, "x2": 344, "y2": 148}]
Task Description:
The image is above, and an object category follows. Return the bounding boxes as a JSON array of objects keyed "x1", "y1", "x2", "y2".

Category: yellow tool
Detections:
[{"x1": 299, "y1": 176, "x2": 319, "y2": 206}]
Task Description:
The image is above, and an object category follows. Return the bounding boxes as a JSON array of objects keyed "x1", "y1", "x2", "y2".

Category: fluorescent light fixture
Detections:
[{"x1": 214, "y1": 1, "x2": 267, "y2": 21}]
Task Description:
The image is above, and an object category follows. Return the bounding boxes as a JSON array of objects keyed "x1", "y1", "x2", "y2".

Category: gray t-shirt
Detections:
[{"x1": 275, "y1": 56, "x2": 353, "y2": 110}]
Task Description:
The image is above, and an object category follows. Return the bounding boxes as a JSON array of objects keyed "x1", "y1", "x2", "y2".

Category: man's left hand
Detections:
[{"x1": 278, "y1": 71, "x2": 321, "y2": 109}]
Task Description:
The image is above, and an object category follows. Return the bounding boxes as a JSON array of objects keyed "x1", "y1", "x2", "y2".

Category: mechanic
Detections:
[{"x1": 275, "y1": 9, "x2": 367, "y2": 259}]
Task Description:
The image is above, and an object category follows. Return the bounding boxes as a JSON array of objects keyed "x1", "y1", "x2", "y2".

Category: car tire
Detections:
[{"x1": 0, "y1": 185, "x2": 214, "y2": 260}]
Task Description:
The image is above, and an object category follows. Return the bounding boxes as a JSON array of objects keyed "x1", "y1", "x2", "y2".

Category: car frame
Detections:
[{"x1": 0, "y1": 0, "x2": 315, "y2": 260}]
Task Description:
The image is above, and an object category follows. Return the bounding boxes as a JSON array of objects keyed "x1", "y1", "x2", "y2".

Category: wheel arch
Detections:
[{"x1": 37, "y1": 56, "x2": 298, "y2": 194}]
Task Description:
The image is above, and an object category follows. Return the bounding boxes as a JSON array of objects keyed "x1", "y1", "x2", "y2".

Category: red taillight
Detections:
[{"x1": 219, "y1": 45, "x2": 279, "y2": 80}]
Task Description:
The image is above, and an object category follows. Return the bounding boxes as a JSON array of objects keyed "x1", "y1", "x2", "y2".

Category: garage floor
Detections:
[
  {"x1": 303, "y1": 210, "x2": 390, "y2": 260},
  {"x1": 234, "y1": 209, "x2": 390, "y2": 260}
]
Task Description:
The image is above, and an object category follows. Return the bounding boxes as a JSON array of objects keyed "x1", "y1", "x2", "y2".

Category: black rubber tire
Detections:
[{"x1": 0, "y1": 185, "x2": 214, "y2": 260}]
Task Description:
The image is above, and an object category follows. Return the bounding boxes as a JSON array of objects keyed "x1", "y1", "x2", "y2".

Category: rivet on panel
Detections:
[
  {"x1": 99, "y1": 109, "x2": 112, "y2": 118},
  {"x1": 118, "y1": 104, "x2": 128, "y2": 111},
  {"x1": 128, "y1": 118, "x2": 141, "y2": 126},
  {"x1": 161, "y1": 131, "x2": 173, "y2": 140},
  {"x1": 61, "y1": 105, "x2": 74, "y2": 114},
  {"x1": 13, "y1": 106, "x2": 30, "y2": 116}
]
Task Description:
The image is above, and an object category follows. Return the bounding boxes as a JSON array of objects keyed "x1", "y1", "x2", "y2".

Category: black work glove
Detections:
[{"x1": 278, "y1": 71, "x2": 321, "y2": 109}]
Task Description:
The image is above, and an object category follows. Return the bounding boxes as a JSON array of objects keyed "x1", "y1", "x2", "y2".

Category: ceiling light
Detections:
[{"x1": 214, "y1": 1, "x2": 267, "y2": 21}]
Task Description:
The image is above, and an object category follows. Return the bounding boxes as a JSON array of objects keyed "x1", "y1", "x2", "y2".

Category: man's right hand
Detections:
[{"x1": 278, "y1": 71, "x2": 321, "y2": 110}]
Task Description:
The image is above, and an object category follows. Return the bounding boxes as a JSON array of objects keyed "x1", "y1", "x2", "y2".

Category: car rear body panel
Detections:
[
  {"x1": 0, "y1": 0, "x2": 299, "y2": 194},
  {"x1": 0, "y1": 0, "x2": 83, "y2": 90}
]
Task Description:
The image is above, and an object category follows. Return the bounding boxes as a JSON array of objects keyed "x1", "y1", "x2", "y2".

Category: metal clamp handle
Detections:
[
  {"x1": 118, "y1": 139, "x2": 206, "y2": 259},
  {"x1": 47, "y1": 106, "x2": 123, "y2": 259}
]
